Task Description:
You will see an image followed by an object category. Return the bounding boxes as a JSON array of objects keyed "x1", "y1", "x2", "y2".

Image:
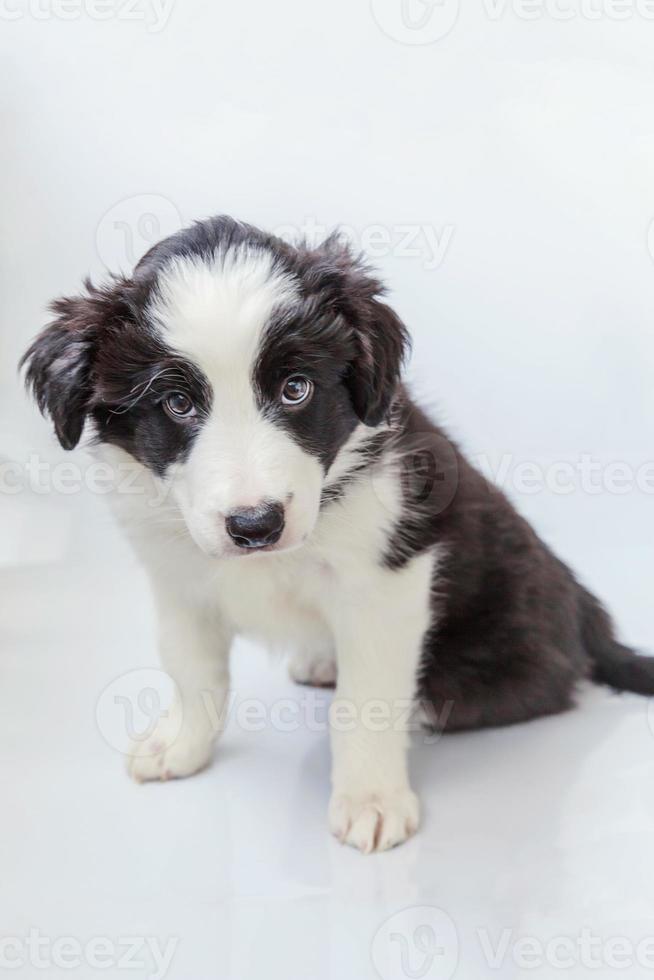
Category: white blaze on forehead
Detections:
[
  {"x1": 147, "y1": 246, "x2": 298, "y2": 383},
  {"x1": 145, "y1": 244, "x2": 323, "y2": 537}
]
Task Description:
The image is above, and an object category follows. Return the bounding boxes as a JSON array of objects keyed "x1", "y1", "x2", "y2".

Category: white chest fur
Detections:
[
  {"x1": 100, "y1": 443, "x2": 437, "y2": 854},
  {"x1": 98, "y1": 443, "x2": 435, "y2": 652}
]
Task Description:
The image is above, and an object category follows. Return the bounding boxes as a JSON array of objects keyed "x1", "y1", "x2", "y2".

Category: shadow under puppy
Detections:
[{"x1": 21, "y1": 215, "x2": 654, "y2": 852}]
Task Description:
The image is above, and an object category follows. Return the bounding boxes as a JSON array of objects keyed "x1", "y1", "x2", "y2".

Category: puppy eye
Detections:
[
  {"x1": 281, "y1": 375, "x2": 313, "y2": 406},
  {"x1": 163, "y1": 391, "x2": 196, "y2": 419}
]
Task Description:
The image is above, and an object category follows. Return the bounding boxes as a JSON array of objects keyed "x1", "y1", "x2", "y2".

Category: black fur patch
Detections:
[
  {"x1": 91, "y1": 348, "x2": 212, "y2": 476},
  {"x1": 253, "y1": 303, "x2": 360, "y2": 471},
  {"x1": 21, "y1": 277, "x2": 212, "y2": 474},
  {"x1": 377, "y1": 398, "x2": 650, "y2": 730}
]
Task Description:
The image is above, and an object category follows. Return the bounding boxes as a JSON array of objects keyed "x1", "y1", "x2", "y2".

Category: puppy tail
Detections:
[{"x1": 580, "y1": 589, "x2": 654, "y2": 694}]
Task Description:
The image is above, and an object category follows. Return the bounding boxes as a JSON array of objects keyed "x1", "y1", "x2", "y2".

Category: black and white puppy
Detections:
[{"x1": 22, "y1": 215, "x2": 654, "y2": 853}]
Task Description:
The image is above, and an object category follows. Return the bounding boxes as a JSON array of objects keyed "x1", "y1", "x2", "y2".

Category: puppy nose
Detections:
[{"x1": 225, "y1": 502, "x2": 285, "y2": 549}]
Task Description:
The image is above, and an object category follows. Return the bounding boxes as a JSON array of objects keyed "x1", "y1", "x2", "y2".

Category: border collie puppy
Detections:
[{"x1": 22, "y1": 215, "x2": 654, "y2": 852}]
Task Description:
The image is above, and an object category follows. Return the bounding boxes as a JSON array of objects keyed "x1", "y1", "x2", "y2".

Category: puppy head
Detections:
[{"x1": 21, "y1": 216, "x2": 409, "y2": 558}]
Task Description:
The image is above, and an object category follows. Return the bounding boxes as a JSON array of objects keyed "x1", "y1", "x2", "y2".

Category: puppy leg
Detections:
[
  {"x1": 288, "y1": 646, "x2": 337, "y2": 687},
  {"x1": 128, "y1": 587, "x2": 231, "y2": 783},
  {"x1": 328, "y1": 556, "x2": 433, "y2": 852},
  {"x1": 287, "y1": 614, "x2": 337, "y2": 687}
]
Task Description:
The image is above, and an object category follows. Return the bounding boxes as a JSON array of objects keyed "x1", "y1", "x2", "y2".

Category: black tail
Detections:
[{"x1": 581, "y1": 589, "x2": 654, "y2": 695}]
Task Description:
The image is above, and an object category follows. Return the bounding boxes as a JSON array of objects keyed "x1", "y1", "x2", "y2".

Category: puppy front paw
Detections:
[
  {"x1": 329, "y1": 788, "x2": 420, "y2": 853},
  {"x1": 127, "y1": 711, "x2": 213, "y2": 783}
]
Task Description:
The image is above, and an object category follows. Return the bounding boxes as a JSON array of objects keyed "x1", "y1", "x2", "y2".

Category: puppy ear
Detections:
[
  {"x1": 345, "y1": 296, "x2": 410, "y2": 427},
  {"x1": 20, "y1": 279, "x2": 126, "y2": 449},
  {"x1": 305, "y1": 235, "x2": 410, "y2": 427}
]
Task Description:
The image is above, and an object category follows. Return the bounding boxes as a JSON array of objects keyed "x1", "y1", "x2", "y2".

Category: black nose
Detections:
[{"x1": 225, "y1": 502, "x2": 285, "y2": 550}]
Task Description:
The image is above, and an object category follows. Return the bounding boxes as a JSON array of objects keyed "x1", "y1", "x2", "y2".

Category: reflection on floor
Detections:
[{"x1": 3, "y1": 541, "x2": 654, "y2": 980}]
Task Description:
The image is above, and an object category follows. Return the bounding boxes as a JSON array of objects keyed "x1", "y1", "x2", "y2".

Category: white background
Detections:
[{"x1": 2, "y1": 2, "x2": 654, "y2": 979}]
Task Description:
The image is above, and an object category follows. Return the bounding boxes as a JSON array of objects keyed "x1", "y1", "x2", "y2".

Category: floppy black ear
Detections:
[
  {"x1": 303, "y1": 235, "x2": 410, "y2": 427},
  {"x1": 20, "y1": 279, "x2": 126, "y2": 449},
  {"x1": 345, "y1": 296, "x2": 410, "y2": 427}
]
